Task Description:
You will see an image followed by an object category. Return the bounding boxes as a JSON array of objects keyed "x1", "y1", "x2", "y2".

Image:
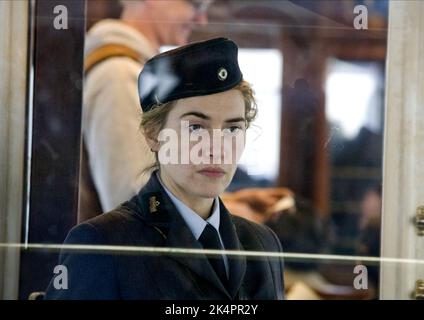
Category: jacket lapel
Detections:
[
  {"x1": 218, "y1": 198, "x2": 247, "y2": 299},
  {"x1": 134, "y1": 171, "x2": 233, "y2": 298}
]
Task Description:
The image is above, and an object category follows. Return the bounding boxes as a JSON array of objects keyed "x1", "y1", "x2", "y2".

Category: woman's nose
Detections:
[{"x1": 208, "y1": 133, "x2": 231, "y2": 164}]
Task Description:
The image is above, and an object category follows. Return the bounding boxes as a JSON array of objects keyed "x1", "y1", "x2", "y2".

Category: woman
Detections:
[{"x1": 45, "y1": 38, "x2": 284, "y2": 300}]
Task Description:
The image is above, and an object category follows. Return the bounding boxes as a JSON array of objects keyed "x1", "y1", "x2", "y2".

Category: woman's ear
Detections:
[{"x1": 145, "y1": 135, "x2": 160, "y2": 153}]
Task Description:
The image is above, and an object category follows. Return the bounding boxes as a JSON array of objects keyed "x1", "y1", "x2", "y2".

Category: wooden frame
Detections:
[
  {"x1": 0, "y1": 0, "x2": 29, "y2": 299},
  {"x1": 380, "y1": 0, "x2": 424, "y2": 299},
  {"x1": 17, "y1": 0, "x2": 86, "y2": 299}
]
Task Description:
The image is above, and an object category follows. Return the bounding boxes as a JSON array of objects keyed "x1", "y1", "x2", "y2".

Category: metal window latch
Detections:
[
  {"x1": 414, "y1": 206, "x2": 424, "y2": 236},
  {"x1": 412, "y1": 280, "x2": 424, "y2": 300}
]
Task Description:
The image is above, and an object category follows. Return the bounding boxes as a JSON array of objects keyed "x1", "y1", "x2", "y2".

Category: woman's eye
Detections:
[
  {"x1": 188, "y1": 124, "x2": 203, "y2": 132},
  {"x1": 223, "y1": 126, "x2": 242, "y2": 134}
]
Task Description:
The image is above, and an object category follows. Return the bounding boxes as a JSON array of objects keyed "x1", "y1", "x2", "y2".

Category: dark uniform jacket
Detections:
[{"x1": 45, "y1": 171, "x2": 285, "y2": 300}]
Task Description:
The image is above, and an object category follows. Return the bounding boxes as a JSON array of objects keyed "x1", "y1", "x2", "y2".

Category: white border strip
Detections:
[{"x1": 1, "y1": 243, "x2": 423, "y2": 265}]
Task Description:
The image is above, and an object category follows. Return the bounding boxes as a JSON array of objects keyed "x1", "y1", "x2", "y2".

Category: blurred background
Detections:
[{"x1": 0, "y1": 0, "x2": 390, "y2": 300}]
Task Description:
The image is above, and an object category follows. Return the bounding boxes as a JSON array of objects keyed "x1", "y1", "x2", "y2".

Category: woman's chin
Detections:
[
  {"x1": 196, "y1": 178, "x2": 229, "y2": 194},
  {"x1": 192, "y1": 186, "x2": 224, "y2": 199}
]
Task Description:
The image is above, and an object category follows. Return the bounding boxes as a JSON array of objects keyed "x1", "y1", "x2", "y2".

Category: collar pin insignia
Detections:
[{"x1": 149, "y1": 196, "x2": 160, "y2": 213}]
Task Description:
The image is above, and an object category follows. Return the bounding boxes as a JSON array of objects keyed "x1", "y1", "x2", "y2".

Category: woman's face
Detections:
[{"x1": 155, "y1": 89, "x2": 246, "y2": 199}]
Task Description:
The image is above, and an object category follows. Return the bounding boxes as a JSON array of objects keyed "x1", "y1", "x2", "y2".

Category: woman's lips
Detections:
[{"x1": 198, "y1": 168, "x2": 225, "y2": 178}]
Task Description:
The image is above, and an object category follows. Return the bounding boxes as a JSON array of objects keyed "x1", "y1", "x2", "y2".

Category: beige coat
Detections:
[{"x1": 80, "y1": 19, "x2": 157, "y2": 221}]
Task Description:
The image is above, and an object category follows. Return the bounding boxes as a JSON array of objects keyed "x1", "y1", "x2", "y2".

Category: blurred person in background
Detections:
[
  {"x1": 356, "y1": 184, "x2": 382, "y2": 298},
  {"x1": 80, "y1": 0, "x2": 211, "y2": 222}
]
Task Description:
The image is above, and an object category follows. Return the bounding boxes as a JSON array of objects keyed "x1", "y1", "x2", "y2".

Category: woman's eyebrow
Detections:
[
  {"x1": 225, "y1": 117, "x2": 246, "y2": 123},
  {"x1": 179, "y1": 112, "x2": 245, "y2": 123},
  {"x1": 180, "y1": 111, "x2": 209, "y2": 120}
]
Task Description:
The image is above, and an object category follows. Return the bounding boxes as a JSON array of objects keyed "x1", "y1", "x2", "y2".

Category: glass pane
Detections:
[{"x1": 1, "y1": 0, "x2": 399, "y2": 301}]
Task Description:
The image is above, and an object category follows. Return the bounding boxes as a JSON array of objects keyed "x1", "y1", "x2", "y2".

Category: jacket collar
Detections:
[{"x1": 131, "y1": 170, "x2": 247, "y2": 299}]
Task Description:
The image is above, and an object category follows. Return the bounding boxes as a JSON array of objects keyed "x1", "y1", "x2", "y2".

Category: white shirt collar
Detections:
[{"x1": 156, "y1": 171, "x2": 220, "y2": 240}]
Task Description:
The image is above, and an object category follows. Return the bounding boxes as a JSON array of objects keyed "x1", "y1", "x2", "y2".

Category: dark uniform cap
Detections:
[{"x1": 138, "y1": 37, "x2": 243, "y2": 112}]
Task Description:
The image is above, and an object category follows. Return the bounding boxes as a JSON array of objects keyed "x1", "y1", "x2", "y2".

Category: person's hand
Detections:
[{"x1": 222, "y1": 188, "x2": 295, "y2": 223}]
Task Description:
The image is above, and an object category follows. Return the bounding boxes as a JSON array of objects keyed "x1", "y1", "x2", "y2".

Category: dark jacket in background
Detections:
[{"x1": 45, "y1": 171, "x2": 285, "y2": 299}]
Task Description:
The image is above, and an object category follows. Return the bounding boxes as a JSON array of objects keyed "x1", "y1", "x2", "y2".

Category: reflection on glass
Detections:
[
  {"x1": 0, "y1": 0, "x2": 394, "y2": 300},
  {"x1": 237, "y1": 49, "x2": 282, "y2": 182}
]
